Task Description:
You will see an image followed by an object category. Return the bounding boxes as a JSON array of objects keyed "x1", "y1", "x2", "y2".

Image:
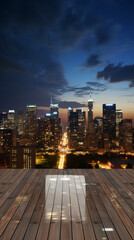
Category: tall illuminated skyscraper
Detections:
[
  {"x1": 116, "y1": 109, "x2": 123, "y2": 139},
  {"x1": 8, "y1": 110, "x2": 16, "y2": 130},
  {"x1": 50, "y1": 103, "x2": 59, "y2": 117},
  {"x1": 44, "y1": 102, "x2": 61, "y2": 150},
  {"x1": 25, "y1": 105, "x2": 37, "y2": 144},
  {"x1": 0, "y1": 112, "x2": 8, "y2": 129},
  {"x1": 17, "y1": 109, "x2": 23, "y2": 135},
  {"x1": 119, "y1": 119, "x2": 133, "y2": 151},
  {"x1": 103, "y1": 104, "x2": 116, "y2": 146},
  {"x1": 68, "y1": 108, "x2": 86, "y2": 150},
  {"x1": 88, "y1": 93, "x2": 94, "y2": 134}
]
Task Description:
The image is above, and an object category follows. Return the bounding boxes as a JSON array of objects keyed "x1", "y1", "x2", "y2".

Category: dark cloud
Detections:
[
  {"x1": 67, "y1": 81, "x2": 107, "y2": 97},
  {"x1": 97, "y1": 63, "x2": 134, "y2": 87},
  {"x1": 59, "y1": 101, "x2": 86, "y2": 109},
  {"x1": 84, "y1": 54, "x2": 102, "y2": 67},
  {"x1": 0, "y1": 0, "x2": 113, "y2": 110},
  {"x1": 0, "y1": 56, "x2": 27, "y2": 73},
  {"x1": 95, "y1": 27, "x2": 111, "y2": 45}
]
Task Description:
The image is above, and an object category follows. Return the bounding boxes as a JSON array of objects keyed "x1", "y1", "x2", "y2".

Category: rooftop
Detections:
[{"x1": 0, "y1": 169, "x2": 133, "y2": 240}]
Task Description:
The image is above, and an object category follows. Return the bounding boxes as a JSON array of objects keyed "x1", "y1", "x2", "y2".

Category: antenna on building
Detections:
[
  {"x1": 51, "y1": 97, "x2": 53, "y2": 105},
  {"x1": 89, "y1": 91, "x2": 92, "y2": 100}
]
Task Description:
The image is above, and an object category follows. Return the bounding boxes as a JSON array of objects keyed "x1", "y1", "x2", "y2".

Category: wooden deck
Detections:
[{"x1": 0, "y1": 169, "x2": 133, "y2": 240}]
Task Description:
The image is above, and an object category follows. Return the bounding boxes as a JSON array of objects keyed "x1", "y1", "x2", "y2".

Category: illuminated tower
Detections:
[
  {"x1": 103, "y1": 104, "x2": 116, "y2": 145},
  {"x1": 25, "y1": 105, "x2": 37, "y2": 144},
  {"x1": 8, "y1": 110, "x2": 16, "y2": 130},
  {"x1": 88, "y1": 92, "x2": 94, "y2": 134},
  {"x1": 17, "y1": 109, "x2": 23, "y2": 135},
  {"x1": 0, "y1": 112, "x2": 8, "y2": 129},
  {"x1": 116, "y1": 109, "x2": 123, "y2": 139},
  {"x1": 68, "y1": 108, "x2": 86, "y2": 150},
  {"x1": 119, "y1": 119, "x2": 133, "y2": 151}
]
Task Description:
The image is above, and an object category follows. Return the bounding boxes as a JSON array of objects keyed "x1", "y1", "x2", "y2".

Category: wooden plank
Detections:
[
  {"x1": 85, "y1": 169, "x2": 120, "y2": 240},
  {"x1": 10, "y1": 170, "x2": 46, "y2": 240},
  {"x1": 0, "y1": 170, "x2": 37, "y2": 236},
  {"x1": 36, "y1": 169, "x2": 58, "y2": 240},
  {"x1": 77, "y1": 169, "x2": 108, "y2": 240},
  {"x1": 98, "y1": 170, "x2": 134, "y2": 223},
  {"x1": 0, "y1": 169, "x2": 14, "y2": 181},
  {"x1": 107, "y1": 170, "x2": 134, "y2": 210},
  {"x1": 68, "y1": 170, "x2": 84, "y2": 240},
  {"x1": 60, "y1": 171, "x2": 72, "y2": 240},
  {"x1": 0, "y1": 170, "x2": 23, "y2": 200},
  {"x1": 0, "y1": 170, "x2": 43, "y2": 240},
  {"x1": 93, "y1": 170, "x2": 134, "y2": 239},
  {"x1": 111, "y1": 170, "x2": 134, "y2": 196},
  {"x1": 73, "y1": 169, "x2": 96, "y2": 240},
  {"x1": 0, "y1": 170, "x2": 30, "y2": 219},
  {"x1": 48, "y1": 172, "x2": 63, "y2": 240},
  {"x1": 117, "y1": 170, "x2": 134, "y2": 186},
  {"x1": 23, "y1": 169, "x2": 54, "y2": 240}
]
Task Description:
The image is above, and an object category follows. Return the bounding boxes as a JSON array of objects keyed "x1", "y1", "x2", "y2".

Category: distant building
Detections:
[
  {"x1": 94, "y1": 116, "x2": 103, "y2": 149},
  {"x1": 88, "y1": 93, "x2": 95, "y2": 134},
  {"x1": 132, "y1": 128, "x2": 134, "y2": 149},
  {"x1": 44, "y1": 103, "x2": 62, "y2": 150},
  {"x1": 10, "y1": 146, "x2": 36, "y2": 168},
  {"x1": 0, "y1": 129, "x2": 13, "y2": 153},
  {"x1": 119, "y1": 119, "x2": 133, "y2": 152},
  {"x1": 103, "y1": 104, "x2": 116, "y2": 147},
  {"x1": 116, "y1": 109, "x2": 123, "y2": 140},
  {"x1": 8, "y1": 110, "x2": 16, "y2": 130},
  {"x1": 68, "y1": 108, "x2": 86, "y2": 150},
  {"x1": 25, "y1": 105, "x2": 37, "y2": 144},
  {"x1": 50, "y1": 103, "x2": 59, "y2": 117},
  {"x1": 87, "y1": 134, "x2": 98, "y2": 151},
  {"x1": 17, "y1": 109, "x2": 23, "y2": 135},
  {"x1": 36, "y1": 118, "x2": 47, "y2": 148},
  {"x1": 0, "y1": 112, "x2": 8, "y2": 129}
]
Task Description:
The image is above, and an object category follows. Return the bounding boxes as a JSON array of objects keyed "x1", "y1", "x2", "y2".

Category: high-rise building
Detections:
[
  {"x1": 8, "y1": 110, "x2": 16, "y2": 130},
  {"x1": 68, "y1": 108, "x2": 86, "y2": 150},
  {"x1": 10, "y1": 146, "x2": 35, "y2": 168},
  {"x1": 0, "y1": 129, "x2": 13, "y2": 153},
  {"x1": 88, "y1": 93, "x2": 95, "y2": 134},
  {"x1": 0, "y1": 112, "x2": 8, "y2": 129},
  {"x1": 103, "y1": 104, "x2": 116, "y2": 147},
  {"x1": 119, "y1": 119, "x2": 133, "y2": 152},
  {"x1": 116, "y1": 109, "x2": 123, "y2": 139},
  {"x1": 50, "y1": 103, "x2": 59, "y2": 117},
  {"x1": 94, "y1": 116, "x2": 103, "y2": 135},
  {"x1": 17, "y1": 109, "x2": 23, "y2": 135},
  {"x1": 94, "y1": 116, "x2": 103, "y2": 149},
  {"x1": 43, "y1": 103, "x2": 61, "y2": 150},
  {"x1": 25, "y1": 105, "x2": 37, "y2": 144}
]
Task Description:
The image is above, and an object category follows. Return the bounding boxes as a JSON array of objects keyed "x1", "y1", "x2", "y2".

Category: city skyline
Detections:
[
  {"x1": 1, "y1": 96, "x2": 133, "y2": 128},
  {"x1": 0, "y1": 0, "x2": 134, "y2": 123}
]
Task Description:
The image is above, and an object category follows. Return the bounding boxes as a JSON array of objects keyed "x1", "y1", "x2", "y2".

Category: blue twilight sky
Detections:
[{"x1": 0, "y1": 0, "x2": 134, "y2": 124}]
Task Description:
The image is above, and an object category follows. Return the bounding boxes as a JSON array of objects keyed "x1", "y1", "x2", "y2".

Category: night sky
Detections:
[{"x1": 0, "y1": 0, "x2": 134, "y2": 125}]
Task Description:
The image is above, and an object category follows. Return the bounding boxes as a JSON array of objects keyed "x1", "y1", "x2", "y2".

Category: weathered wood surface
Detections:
[{"x1": 0, "y1": 169, "x2": 133, "y2": 240}]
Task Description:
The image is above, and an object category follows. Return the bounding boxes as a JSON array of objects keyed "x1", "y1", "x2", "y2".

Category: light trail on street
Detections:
[{"x1": 58, "y1": 132, "x2": 68, "y2": 169}]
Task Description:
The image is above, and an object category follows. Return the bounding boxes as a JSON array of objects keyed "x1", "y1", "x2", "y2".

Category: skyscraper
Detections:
[
  {"x1": 7, "y1": 110, "x2": 16, "y2": 130},
  {"x1": 116, "y1": 109, "x2": 123, "y2": 139},
  {"x1": 44, "y1": 102, "x2": 61, "y2": 150},
  {"x1": 17, "y1": 109, "x2": 23, "y2": 135},
  {"x1": 50, "y1": 103, "x2": 59, "y2": 117},
  {"x1": 0, "y1": 112, "x2": 8, "y2": 129},
  {"x1": 68, "y1": 108, "x2": 86, "y2": 150},
  {"x1": 119, "y1": 119, "x2": 133, "y2": 152},
  {"x1": 103, "y1": 104, "x2": 116, "y2": 146},
  {"x1": 88, "y1": 93, "x2": 95, "y2": 134},
  {"x1": 25, "y1": 105, "x2": 37, "y2": 144}
]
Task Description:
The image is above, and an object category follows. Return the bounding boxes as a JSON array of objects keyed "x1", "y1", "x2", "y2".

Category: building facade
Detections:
[{"x1": 103, "y1": 104, "x2": 116, "y2": 147}]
